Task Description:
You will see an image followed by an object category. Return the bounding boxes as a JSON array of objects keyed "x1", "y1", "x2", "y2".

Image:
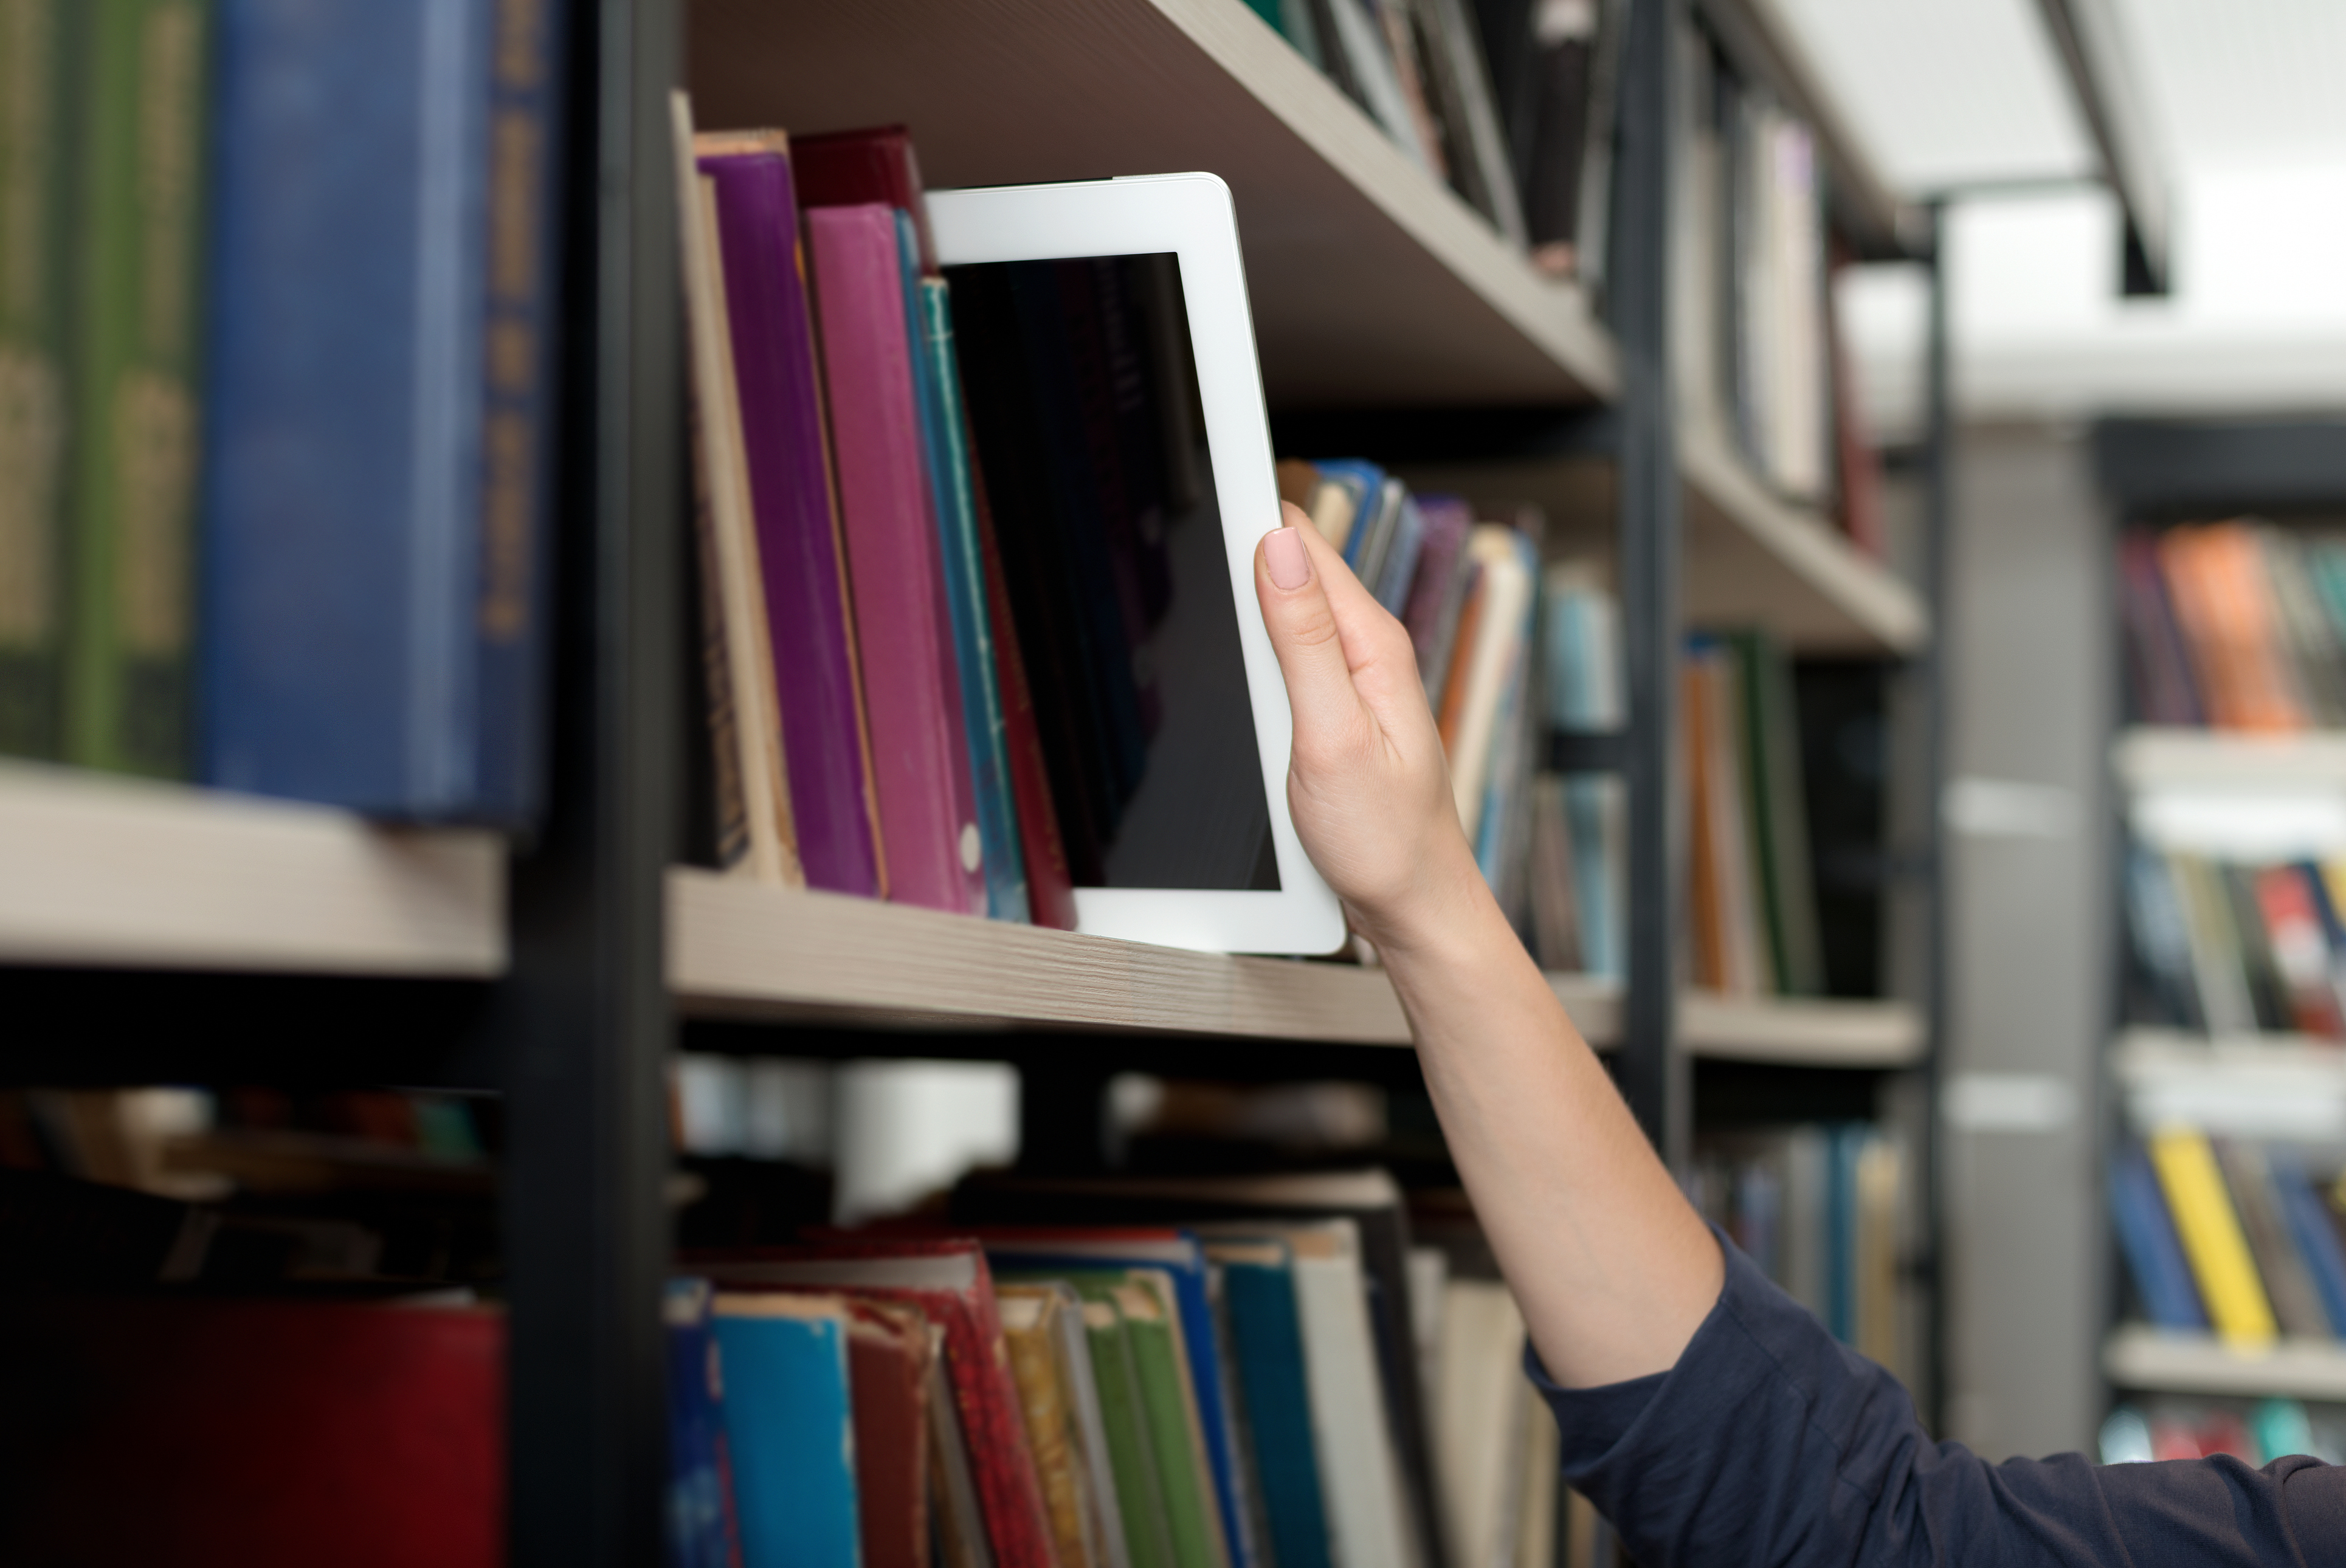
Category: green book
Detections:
[
  {"x1": 1730, "y1": 628, "x2": 1825, "y2": 995},
  {"x1": 1097, "y1": 1272, "x2": 1229, "y2": 1568},
  {"x1": 0, "y1": 0, "x2": 81, "y2": 757},
  {"x1": 64, "y1": 0, "x2": 210, "y2": 777},
  {"x1": 1064, "y1": 1282, "x2": 1180, "y2": 1568}
]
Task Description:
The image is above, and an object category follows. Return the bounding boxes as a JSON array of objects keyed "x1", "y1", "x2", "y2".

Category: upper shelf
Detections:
[
  {"x1": 2115, "y1": 727, "x2": 2346, "y2": 791},
  {"x1": 0, "y1": 764, "x2": 506, "y2": 977},
  {"x1": 686, "y1": 0, "x2": 1616, "y2": 407},
  {"x1": 668, "y1": 870, "x2": 1923, "y2": 1065}
]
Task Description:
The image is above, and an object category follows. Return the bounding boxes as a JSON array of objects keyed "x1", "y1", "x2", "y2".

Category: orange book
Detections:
[
  {"x1": 1683, "y1": 659, "x2": 1725, "y2": 990},
  {"x1": 1435, "y1": 576, "x2": 1488, "y2": 751}
]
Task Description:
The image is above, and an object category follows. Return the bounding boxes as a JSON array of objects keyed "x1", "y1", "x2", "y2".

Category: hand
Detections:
[{"x1": 1253, "y1": 506, "x2": 1486, "y2": 954}]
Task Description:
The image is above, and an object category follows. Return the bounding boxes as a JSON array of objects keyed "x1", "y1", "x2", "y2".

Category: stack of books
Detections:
[
  {"x1": 2119, "y1": 521, "x2": 2346, "y2": 731},
  {"x1": 2124, "y1": 847, "x2": 2346, "y2": 1039},
  {"x1": 1688, "y1": 1122, "x2": 1909, "y2": 1374},
  {"x1": 1682, "y1": 631, "x2": 1826, "y2": 997},
  {"x1": 0, "y1": 0, "x2": 565, "y2": 825},
  {"x1": 664, "y1": 1170, "x2": 1589, "y2": 1568},
  {"x1": 2111, "y1": 1128, "x2": 2346, "y2": 1350}
]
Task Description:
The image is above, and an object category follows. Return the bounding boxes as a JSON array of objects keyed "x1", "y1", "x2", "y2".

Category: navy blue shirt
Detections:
[{"x1": 1530, "y1": 1231, "x2": 2346, "y2": 1566}]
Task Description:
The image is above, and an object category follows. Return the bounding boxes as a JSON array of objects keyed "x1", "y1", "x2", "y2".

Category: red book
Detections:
[
  {"x1": 683, "y1": 1239, "x2": 1058, "y2": 1568},
  {"x1": 1, "y1": 1297, "x2": 502, "y2": 1566},
  {"x1": 844, "y1": 1298, "x2": 934, "y2": 1568},
  {"x1": 793, "y1": 125, "x2": 937, "y2": 275},
  {"x1": 2255, "y1": 865, "x2": 2344, "y2": 1037}
]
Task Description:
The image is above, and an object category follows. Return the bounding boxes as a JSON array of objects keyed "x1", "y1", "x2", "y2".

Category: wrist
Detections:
[{"x1": 1351, "y1": 833, "x2": 1500, "y2": 966}]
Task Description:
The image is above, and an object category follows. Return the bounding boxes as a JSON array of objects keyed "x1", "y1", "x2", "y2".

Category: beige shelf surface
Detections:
[
  {"x1": 2104, "y1": 1326, "x2": 2346, "y2": 1401},
  {"x1": 0, "y1": 763, "x2": 506, "y2": 975},
  {"x1": 2114, "y1": 727, "x2": 2346, "y2": 791},
  {"x1": 688, "y1": 0, "x2": 1615, "y2": 407},
  {"x1": 671, "y1": 872, "x2": 1920, "y2": 1063},
  {"x1": 2109, "y1": 1028, "x2": 2346, "y2": 1141}
]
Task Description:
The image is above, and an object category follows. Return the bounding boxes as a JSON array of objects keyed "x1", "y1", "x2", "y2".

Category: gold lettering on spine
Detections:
[
  {"x1": 139, "y1": 3, "x2": 201, "y2": 365},
  {"x1": 113, "y1": 370, "x2": 193, "y2": 654},
  {"x1": 1, "y1": 0, "x2": 53, "y2": 328},
  {"x1": 477, "y1": 0, "x2": 548, "y2": 644},
  {"x1": 0, "y1": 351, "x2": 60, "y2": 641}
]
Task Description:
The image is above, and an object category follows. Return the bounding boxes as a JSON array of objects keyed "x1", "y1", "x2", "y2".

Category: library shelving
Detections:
[
  {"x1": 2096, "y1": 417, "x2": 2346, "y2": 1416},
  {"x1": 0, "y1": 0, "x2": 1951, "y2": 1559}
]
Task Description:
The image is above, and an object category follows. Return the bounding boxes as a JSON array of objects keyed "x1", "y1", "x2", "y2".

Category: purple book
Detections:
[
  {"x1": 806, "y1": 204, "x2": 987, "y2": 916},
  {"x1": 1404, "y1": 496, "x2": 1477, "y2": 687},
  {"x1": 699, "y1": 136, "x2": 884, "y2": 897}
]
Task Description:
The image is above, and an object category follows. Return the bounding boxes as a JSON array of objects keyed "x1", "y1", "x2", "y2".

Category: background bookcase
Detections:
[
  {"x1": 0, "y1": 0, "x2": 1949, "y2": 1559},
  {"x1": 2095, "y1": 419, "x2": 2346, "y2": 1414}
]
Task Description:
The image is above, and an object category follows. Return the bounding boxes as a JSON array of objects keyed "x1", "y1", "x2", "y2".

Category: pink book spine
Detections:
[{"x1": 806, "y1": 205, "x2": 984, "y2": 915}]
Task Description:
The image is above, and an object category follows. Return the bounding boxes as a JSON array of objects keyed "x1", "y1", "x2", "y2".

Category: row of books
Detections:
[
  {"x1": 2124, "y1": 846, "x2": 2346, "y2": 1039},
  {"x1": 2112, "y1": 1128, "x2": 2346, "y2": 1350},
  {"x1": 1240, "y1": 0, "x2": 1624, "y2": 288},
  {"x1": 666, "y1": 1177, "x2": 1567, "y2": 1568},
  {"x1": 2119, "y1": 521, "x2": 2346, "y2": 731},
  {"x1": 1686, "y1": 1121, "x2": 1909, "y2": 1377},
  {"x1": 2100, "y1": 1397, "x2": 2342, "y2": 1468},
  {"x1": 1673, "y1": 19, "x2": 1883, "y2": 549},
  {"x1": 1683, "y1": 631, "x2": 1827, "y2": 997},
  {"x1": 0, "y1": 0, "x2": 564, "y2": 824}
]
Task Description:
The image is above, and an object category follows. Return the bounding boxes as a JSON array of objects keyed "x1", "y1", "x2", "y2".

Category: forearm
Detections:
[{"x1": 1367, "y1": 841, "x2": 1722, "y2": 1387}]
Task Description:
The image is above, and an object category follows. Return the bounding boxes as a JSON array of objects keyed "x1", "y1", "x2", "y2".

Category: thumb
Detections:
[{"x1": 1255, "y1": 506, "x2": 1367, "y2": 739}]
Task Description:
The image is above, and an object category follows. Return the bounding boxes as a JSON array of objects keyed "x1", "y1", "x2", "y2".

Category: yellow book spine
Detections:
[{"x1": 2150, "y1": 1126, "x2": 2277, "y2": 1348}]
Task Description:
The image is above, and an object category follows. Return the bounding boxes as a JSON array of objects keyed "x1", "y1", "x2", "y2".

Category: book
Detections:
[
  {"x1": 696, "y1": 129, "x2": 886, "y2": 897},
  {"x1": 2270, "y1": 1155, "x2": 2346, "y2": 1338},
  {"x1": 1206, "y1": 1239, "x2": 1333, "y2": 1568},
  {"x1": 1409, "y1": 0, "x2": 1530, "y2": 245},
  {"x1": 1432, "y1": 1279, "x2": 1528, "y2": 1568},
  {"x1": 1109, "y1": 1273, "x2": 1234, "y2": 1568},
  {"x1": 845, "y1": 1296, "x2": 936, "y2": 1568},
  {"x1": 1730, "y1": 629, "x2": 1824, "y2": 995},
  {"x1": 1402, "y1": 497, "x2": 1475, "y2": 698},
  {"x1": 201, "y1": 0, "x2": 562, "y2": 820},
  {"x1": 793, "y1": 125, "x2": 939, "y2": 275},
  {"x1": 1444, "y1": 524, "x2": 1533, "y2": 841},
  {"x1": 2213, "y1": 1140, "x2": 2330, "y2": 1341},
  {"x1": 672, "y1": 103, "x2": 800, "y2": 886},
  {"x1": 1372, "y1": 492, "x2": 1430, "y2": 617},
  {"x1": 2254, "y1": 865, "x2": 2342, "y2": 1036},
  {"x1": 712, "y1": 1293, "x2": 862, "y2": 1568},
  {"x1": 1517, "y1": 0, "x2": 1593, "y2": 277},
  {"x1": 0, "y1": 0, "x2": 75, "y2": 758},
  {"x1": 2150, "y1": 1126, "x2": 2278, "y2": 1349},
  {"x1": 0, "y1": 1294, "x2": 503, "y2": 1565},
  {"x1": 665, "y1": 1279, "x2": 747, "y2": 1568},
  {"x1": 1000, "y1": 1284, "x2": 1113, "y2": 1568},
  {"x1": 2108, "y1": 1148, "x2": 2207, "y2": 1332},
  {"x1": 806, "y1": 204, "x2": 987, "y2": 915},
  {"x1": 685, "y1": 1240, "x2": 1060, "y2": 1568},
  {"x1": 926, "y1": 1319, "x2": 1001, "y2": 1568},
  {"x1": 1311, "y1": 459, "x2": 1391, "y2": 577},
  {"x1": 63, "y1": 0, "x2": 208, "y2": 778},
  {"x1": 1075, "y1": 1288, "x2": 1181, "y2": 1568}
]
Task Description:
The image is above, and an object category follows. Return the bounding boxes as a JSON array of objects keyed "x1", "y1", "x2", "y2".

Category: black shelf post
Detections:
[
  {"x1": 1615, "y1": 0, "x2": 1687, "y2": 1167},
  {"x1": 1917, "y1": 199, "x2": 1952, "y2": 1435},
  {"x1": 500, "y1": 0, "x2": 682, "y2": 1559}
]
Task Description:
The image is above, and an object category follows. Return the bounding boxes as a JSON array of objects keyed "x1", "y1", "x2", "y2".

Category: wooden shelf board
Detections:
[
  {"x1": 686, "y1": 0, "x2": 1616, "y2": 407},
  {"x1": 671, "y1": 873, "x2": 1919, "y2": 1065},
  {"x1": 2104, "y1": 1325, "x2": 2346, "y2": 1401},
  {"x1": 0, "y1": 764, "x2": 506, "y2": 977},
  {"x1": 2109, "y1": 1028, "x2": 2346, "y2": 1142},
  {"x1": 2114, "y1": 727, "x2": 2346, "y2": 791}
]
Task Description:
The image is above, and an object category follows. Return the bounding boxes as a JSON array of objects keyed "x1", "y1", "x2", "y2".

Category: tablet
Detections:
[{"x1": 928, "y1": 173, "x2": 1345, "y2": 955}]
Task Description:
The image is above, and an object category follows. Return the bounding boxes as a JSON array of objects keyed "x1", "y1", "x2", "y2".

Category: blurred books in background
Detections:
[
  {"x1": 2100, "y1": 1395, "x2": 2344, "y2": 1467},
  {"x1": 2120, "y1": 521, "x2": 2346, "y2": 732}
]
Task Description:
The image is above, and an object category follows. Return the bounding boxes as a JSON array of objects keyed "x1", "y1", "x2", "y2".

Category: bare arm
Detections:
[{"x1": 1254, "y1": 511, "x2": 1720, "y2": 1387}]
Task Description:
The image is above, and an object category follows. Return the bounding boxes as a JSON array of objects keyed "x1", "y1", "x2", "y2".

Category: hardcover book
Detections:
[{"x1": 711, "y1": 1293, "x2": 862, "y2": 1568}]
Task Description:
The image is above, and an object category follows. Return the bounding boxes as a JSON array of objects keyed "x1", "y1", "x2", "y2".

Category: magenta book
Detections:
[
  {"x1": 698, "y1": 137, "x2": 883, "y2": 898},
  {"x1": 805, "y1": 204, "x2": 985, "y2": 915}
]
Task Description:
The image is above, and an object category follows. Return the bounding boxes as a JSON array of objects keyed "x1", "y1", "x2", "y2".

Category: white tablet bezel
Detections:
[{"x1": 927, "y1": 173, "x2": 1345, "y2": 956}]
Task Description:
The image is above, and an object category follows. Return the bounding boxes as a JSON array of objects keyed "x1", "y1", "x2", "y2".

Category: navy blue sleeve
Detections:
[{"x1": 1527, "y1": 1229, "x2": 2346, "y2": 1567}]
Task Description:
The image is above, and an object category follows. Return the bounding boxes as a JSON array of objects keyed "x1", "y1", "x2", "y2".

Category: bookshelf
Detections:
[
  {"x1": 0, "y1": 0, "x2": 1947, "y2": 1558},
  {"x1": 2095, "y1": 418, "x2": 2346, "y2": 1417}
]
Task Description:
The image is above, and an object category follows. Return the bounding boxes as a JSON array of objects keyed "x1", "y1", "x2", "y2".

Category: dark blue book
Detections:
[
  {"x1": 664, "y1": 1279, "x2": 743, "y2": 1568},
  {"x1": 2109, "y1": 1148, "x2": 2209, "y2": 1332},
  {"x1": 200, "y1": 0, "x2": 562, "y2": 821},
  {"x1": 2271, "y1": 1157, "x2": 2346, "y2": 1338},
  {"x1": 1210, "y1": 1242, "x2": 1332, "y2": 1568},
  {"x1": 1311, "y1": 458, "x2": 1388, "y2": 574}
]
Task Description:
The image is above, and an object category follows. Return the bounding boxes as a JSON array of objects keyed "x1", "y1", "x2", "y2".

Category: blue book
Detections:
[
  {"x1": 710, "y1": 1293, "x2": 860, "y2": 1568},
  {"x1": 909, "y1": 256, "x2": 1029, "y2": 923},
  {"x1": 1207, "y1": 1242, "x2": 1331, "y2": 1568},
  {"x1": 2109, "y1": 1147, "x2": 2208, "y2": 1331},
  {"x1": 2271, "y1": 1157, "x2": 2346, "y2": 1336},
  {"x1": 1309, "y1": 459, "x2": 1388, "y2": 572},
  {"x1": 664, "y1": 1279, "x2": 743, "y2": 1568},
  {"x1": 201, "y1": 0, "x2": 562, "y2": 821},
  {"x1": 987, "y1": 1234, "x2": 1255, "y2": 1568},
  {"x1": 1371, "y1": 494, "x2": 1428, "y2": 617}
]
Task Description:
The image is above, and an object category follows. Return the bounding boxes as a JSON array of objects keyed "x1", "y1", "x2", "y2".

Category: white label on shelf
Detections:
[
  {"x1": 1942, "y1": 777, "x2": 2079, "y2": 840},
  {"x1": 1943, "y1": 1072, "x2": 2078, "y2": 1133}
]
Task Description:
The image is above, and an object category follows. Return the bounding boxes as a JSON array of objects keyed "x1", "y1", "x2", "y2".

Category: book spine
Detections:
[
  {"x1": 466, "y1": 0, "x2": 563, "y2": 821},
  {"x1": 1218, "y1": 1264, "x2": 1332, "y2": 1568},
  {"x1": 807, "y1": 203, "x2": 975, "y2": 915},
  {"x1": 2108, "y1": 1149, "x2": 2207, "y2": 1332},
  {"x1": 67, "y1": 0, "x2": 209, "y2": 778},
  {"x1": 2150, "y1": 1127, "x2": 2277, "y2": 1348},
  {"x1": 919, "y1": 275, "x2": 1027, "y2": 922},
  {"x1": 0, "y1": 0, "x2": 77, "y2": 758},
  {"x1": 700, "y1": 145, "x2": 885, "y2": 898}
]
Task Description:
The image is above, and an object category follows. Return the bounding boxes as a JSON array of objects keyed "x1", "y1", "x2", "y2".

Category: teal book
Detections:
[
  {"x1": 1206, "y1": 1240, "x2": 1331, "y2": 1568},
  {"x1": 0, "y1": 0, "x2": 80, "y2": 758},
  {"x1": 711, "y1": 1293, "x2": 861, "y2": 1568},
  {"x1": 912, "y1": 260, "x2": 1029, "y2": 923}
]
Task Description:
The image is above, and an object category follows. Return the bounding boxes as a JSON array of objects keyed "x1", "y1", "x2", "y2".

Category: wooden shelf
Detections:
[
  {"x1": 686, "y1": 0, "x2": 1616, "y2": 407},
  {"x1": 2114, "y1": 727, "x2": 2346, "y2": 791},
  {"x1": 2105, "y1": 1325, "x2": 2346, "y2": 1401},
  {"x1": 670, "y1": 871, "x2": 1921, "y2": 1064},
  {"x1": 2109, "y1": 1028, "x2": 2346, "y2": 1141},
  {"x1": 0, "y1": 763, "x2": 506, "y2": 977}
]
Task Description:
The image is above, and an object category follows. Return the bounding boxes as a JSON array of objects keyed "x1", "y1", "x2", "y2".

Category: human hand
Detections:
[{"x1": 1254, "y1": 506, "x2": 1486, "y2": 954}]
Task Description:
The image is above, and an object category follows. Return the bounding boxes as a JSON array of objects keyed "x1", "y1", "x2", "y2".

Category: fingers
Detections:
[{"x1": 1257, "y1": 511, "x2": 1370, "y2": 738}]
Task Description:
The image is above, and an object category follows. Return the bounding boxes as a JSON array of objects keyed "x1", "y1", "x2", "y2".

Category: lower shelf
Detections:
[
  {"x1": 2104, "y1": 1325, "x2": 2346, "y2": 1401},
  {"x1": 668, "y1": 870, "x2": 1924, "y2": 1065}
]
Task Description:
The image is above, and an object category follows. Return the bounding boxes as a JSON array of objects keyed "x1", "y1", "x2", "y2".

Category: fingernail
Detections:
[{"x1": 1265, "y1": 526, "x2": 1312, "y2": 590}]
